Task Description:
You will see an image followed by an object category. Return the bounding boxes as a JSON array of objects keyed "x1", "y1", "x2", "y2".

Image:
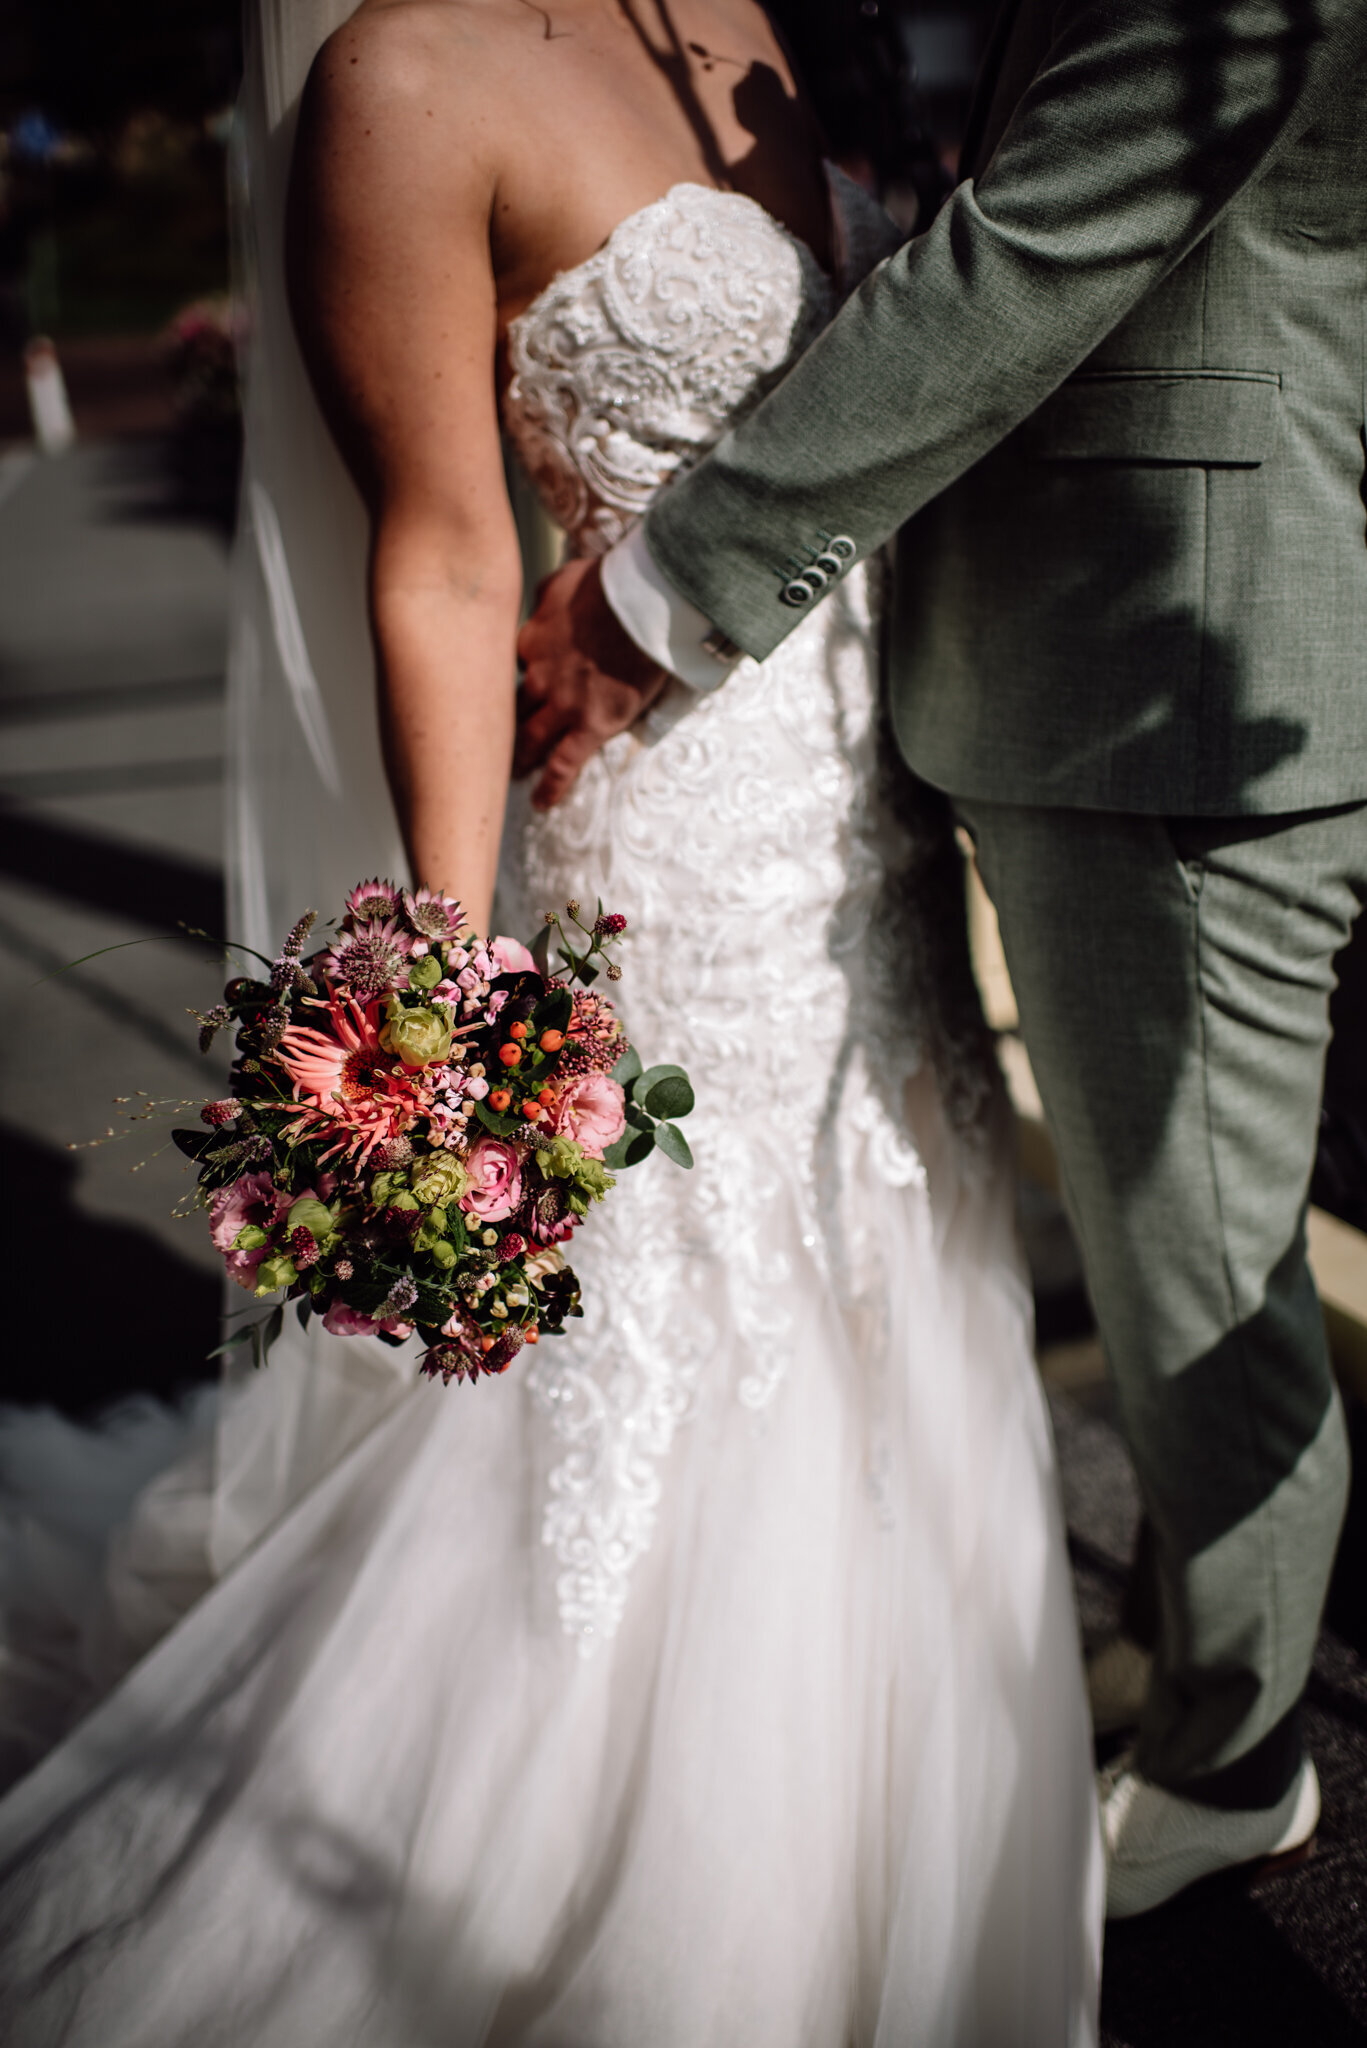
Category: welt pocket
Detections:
[{"x1": 1024, "y1": 369, "x2": 1282, "y2": 467}]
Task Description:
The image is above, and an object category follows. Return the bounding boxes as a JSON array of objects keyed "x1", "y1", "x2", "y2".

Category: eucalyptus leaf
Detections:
[
  {"x1": 624, "y1": 1127, "x2": 657, "y2": 1166},
  {"x1": 644, "y1": 1073, "x2": 694, "y2": 1121},
  {"x1": 206, "y1": 1325, "x2": 255, "y2": 1362},
  {"x1": 624, "y1": 1101, "x2": 654, "y2": 1131},
  {"x1": 653, "y1": 1120, "x2": 694, "y2": 1169},
  {"x1": 601, "y1": 1132, "x2": 636, "y2": 1170},
  {"x1": 610, "y1": 1045, "x2": 643, "y2": 1087},
  {"x1": 295, "y1": 1296, "x2": 312, "y2": 1331}
]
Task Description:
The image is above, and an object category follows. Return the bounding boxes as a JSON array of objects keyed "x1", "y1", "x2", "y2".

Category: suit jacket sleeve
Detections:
[{"x1": 642, "y1": 0, "x2": 1367, "y2": 662}]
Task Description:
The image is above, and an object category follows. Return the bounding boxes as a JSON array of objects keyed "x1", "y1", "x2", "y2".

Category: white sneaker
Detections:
[
  {"x1": 1086, "y1": 1633, "x2": 1153, "y2": 1738},
  {"x1": 1101, "y1": 1752, "x2": 1320, "y2": 1918}
]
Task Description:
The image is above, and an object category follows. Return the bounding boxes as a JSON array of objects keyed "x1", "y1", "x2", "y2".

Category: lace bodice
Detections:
[
  {"x1": 504, "y1": 175, "x2": 876, "y2": 556},
  {"x1": 498, "y1": 179, "x2": 1002, "y2": 1650}
]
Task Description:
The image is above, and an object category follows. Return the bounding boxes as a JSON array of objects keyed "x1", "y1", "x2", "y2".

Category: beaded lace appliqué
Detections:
[
  {"x1": 500, "y1": 182, "x2": 1000, "y2": 1650},
  {"x1": 504, "y1": 184, "x2": 831, "y2": 558}
]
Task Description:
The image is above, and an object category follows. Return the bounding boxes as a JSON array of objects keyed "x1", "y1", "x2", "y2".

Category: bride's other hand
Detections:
[
  {"x1": 515, "y1": 559, "x2": 668, "y2": 809},
  {"x1": 288, "y1": 14, "x2": 524, "y2": 932}
]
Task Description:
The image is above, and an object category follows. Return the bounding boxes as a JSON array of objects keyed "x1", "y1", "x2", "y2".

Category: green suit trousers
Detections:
[{"x1": 959, "y1": 797, "x2": 1365, "y2": 1802}]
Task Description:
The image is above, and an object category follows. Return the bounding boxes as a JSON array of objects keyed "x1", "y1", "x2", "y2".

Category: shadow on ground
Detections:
[{"x1": 0, "y1": 1121, "x2": 220, "y2": 1415}]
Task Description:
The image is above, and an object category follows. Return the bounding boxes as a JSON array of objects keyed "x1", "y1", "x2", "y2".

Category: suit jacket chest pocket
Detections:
[{"x1": 1023, "y1": 368, "x2": 1282, "y2": 467}]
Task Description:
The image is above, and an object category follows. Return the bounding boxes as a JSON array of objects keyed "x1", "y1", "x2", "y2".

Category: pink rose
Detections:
[
  {"x1": 461, "y1": 1136, "x2": 523, "y2": 1221},
  {"x1": 490, "y1": 935, "x2": 538, "y2": 977},
  {"x1": 550, "y1": 1073, "x2": 626, "y2": 1158},
  {"x1": 322, "y1": 1301, "x2": 414, "y2": 1340},
  {"x1": 209, "y1": 1171, "x2": 291, "y2": 1289}
]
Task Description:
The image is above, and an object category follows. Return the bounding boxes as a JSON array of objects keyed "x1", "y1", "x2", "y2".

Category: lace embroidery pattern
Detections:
[
  {"x1": 505, "y1": 185, "x2": 831, "y2": 557},
  {"x1": 499, "y1": 182, "x2": 1001, "y2": 1648}
]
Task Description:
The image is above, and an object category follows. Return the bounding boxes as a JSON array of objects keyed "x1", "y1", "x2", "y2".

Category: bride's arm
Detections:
[{"x1": 287, "y1": 25, "x2": 522, "y2": 933}]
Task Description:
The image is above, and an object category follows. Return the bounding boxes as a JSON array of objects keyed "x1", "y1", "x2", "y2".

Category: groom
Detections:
[{"x1": 515, "y1": 0, "x2": 1367, "y2": 1915}]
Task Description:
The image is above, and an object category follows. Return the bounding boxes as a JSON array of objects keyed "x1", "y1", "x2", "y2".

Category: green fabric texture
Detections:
[
  {"x1": 962, "y1": 796, "x2": 1364, "y2": 1793},
  {"x1": 644, "y1": 0, "x2": 1367, "y2": 816}
]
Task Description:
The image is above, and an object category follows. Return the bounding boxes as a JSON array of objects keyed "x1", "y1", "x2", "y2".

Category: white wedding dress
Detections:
[{"x1": 0, "y1": 139, "x2": 1102, "y2": 2048}]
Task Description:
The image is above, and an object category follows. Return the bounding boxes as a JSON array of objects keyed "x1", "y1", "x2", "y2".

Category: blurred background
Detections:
[{"x1": 0, "y1": 7, "x2": 1365, "y2": 2038}]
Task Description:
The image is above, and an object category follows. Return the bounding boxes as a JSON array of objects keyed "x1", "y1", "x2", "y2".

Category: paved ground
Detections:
[
  {"x1": 1, "y1": 430, "x2": 1364, "y2": 2041},
  {"x1": 0, "y1": 435, "x2": 228, "y2": 1408}
]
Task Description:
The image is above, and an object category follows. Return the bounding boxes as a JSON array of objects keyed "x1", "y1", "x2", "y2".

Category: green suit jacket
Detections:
[{"x1": 643, "y1": 0, "x2": 1367, "y2": 815}]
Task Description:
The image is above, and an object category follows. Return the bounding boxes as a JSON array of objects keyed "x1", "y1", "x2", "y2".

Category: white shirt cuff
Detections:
[{"x1": 600, "y1": 523, "x2": 742, "y2": 693}]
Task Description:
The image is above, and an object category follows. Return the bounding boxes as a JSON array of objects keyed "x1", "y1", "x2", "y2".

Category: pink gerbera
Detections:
[{"x1": 277, "y1": 993, "x2": 416, "y2": 1164}]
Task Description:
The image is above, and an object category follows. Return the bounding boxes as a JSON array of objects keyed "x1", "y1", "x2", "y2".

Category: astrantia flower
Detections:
[
  {"x1": 320, "y1": 918, "x2": 413, "y2": 1001},
  {"x1": 522, "y1": 1171, "x2": 575, "y2": 1244},
  {"x1": 402, "y1": 886, "x2": 465, "y2": 944},
  {"x1": 345, "y1": 878, "x2": 404, "y2": 923}
]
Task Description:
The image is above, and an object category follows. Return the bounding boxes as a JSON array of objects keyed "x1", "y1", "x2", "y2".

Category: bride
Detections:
[{"x1": 0, "y1": 0, "x2": 1102, "y2": 2039}]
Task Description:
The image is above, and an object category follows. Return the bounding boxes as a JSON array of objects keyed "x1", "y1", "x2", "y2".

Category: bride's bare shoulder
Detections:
[{"x1": 304, "y1": 0, "x2": 528, "y2": 166}]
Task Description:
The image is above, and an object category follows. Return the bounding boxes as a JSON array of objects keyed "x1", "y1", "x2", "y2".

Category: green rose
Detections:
[
  {"x1": 255, "y1": 1252, "x2": 298, "y2": 1296},
  {"x1": 408, "y1": 952, "x2": 443, "y2": 991},
  {"x1": 232, "y1": 1222, "x2": 269, "y2": 1252},
  {"x1": 539, "y1": 1136, "x2": 614, "y2": 1205},
  {"x1": 286, "y1": 1196, "x2": 334, "y2": 1243},
  {"x1": 410, "y1": 1152, "x2": 468, "y2": 1207},
  {"x1": 381, "y1": 998, "x2": 454, "y2": 1069}
]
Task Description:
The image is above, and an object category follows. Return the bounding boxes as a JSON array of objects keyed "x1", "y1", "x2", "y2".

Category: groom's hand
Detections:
[{"x1": 515, "y1": 557, "x2": 668, "y2": 809}]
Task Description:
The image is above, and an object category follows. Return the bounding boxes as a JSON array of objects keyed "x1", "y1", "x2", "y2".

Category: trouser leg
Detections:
[{"x1": 959, "y1": 799, "x2": 1365, "y2": 1803}]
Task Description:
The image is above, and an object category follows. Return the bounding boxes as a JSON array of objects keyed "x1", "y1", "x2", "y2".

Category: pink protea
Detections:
[{"x1": 277, "y1": 992, "x2": 417, "y2": 1165}]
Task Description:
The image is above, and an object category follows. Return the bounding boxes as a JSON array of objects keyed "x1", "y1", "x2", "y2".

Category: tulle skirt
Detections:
[{"x1": 0, "y1": 1079, "x2": 1101, "y2": 2047}]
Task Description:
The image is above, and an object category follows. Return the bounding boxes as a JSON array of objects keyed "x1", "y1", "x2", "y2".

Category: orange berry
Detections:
[
  {"x1": 538, "y1": 1086, "x2": 555, "y2": 1106},
  {"x1": 508, "y1": 1020, "x2": 529, "y2": 1041},
  {"x1": 522, "y1": 1101, "x2": 544, "y2": 1121},
  {"x1": 488, "y1": 1087, "x2": 512, "y2": 1112},
  {"x1": 480, "y1": 1335, "x2": 495, "y2": 1353},
  {"x1": 540, "y1": 1029, "x2": 565, "y2": 1053},
  {"x1": 524, "y1": 1326, "x2": 539, "y2": 1345},
  {"x1": 498, "y1": 1043, "x2": 523, "y2": 1067}
]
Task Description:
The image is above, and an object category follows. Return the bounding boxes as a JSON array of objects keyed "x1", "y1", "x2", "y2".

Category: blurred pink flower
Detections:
[
  {"x1": 209, "y1": 1171, "x2": 291, "y2": 1289},
  {"x1": 322, "y1": 1302, "x2": 414, "y2": 1340},
  {"x1": 490, "y1": 935, "x2": 537, "y2": 977},
  {"x1": 550, "y1": 1073, "x2": 626, "y2": 1158}
]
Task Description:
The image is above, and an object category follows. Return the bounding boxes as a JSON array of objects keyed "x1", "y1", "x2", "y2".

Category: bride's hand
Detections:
[{"x1": 515, "y1": 559, "x2": 668, "y2": 809}]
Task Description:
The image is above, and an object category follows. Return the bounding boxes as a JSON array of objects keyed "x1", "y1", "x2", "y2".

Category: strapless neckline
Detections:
[{"x1": 507, "y1": 179, "x2": 831, "y2": 353}]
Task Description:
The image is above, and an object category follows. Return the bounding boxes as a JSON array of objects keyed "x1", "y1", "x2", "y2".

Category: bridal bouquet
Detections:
[{"x1": 177, "y1": 882, "x2": 694, "y2": 1384}]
